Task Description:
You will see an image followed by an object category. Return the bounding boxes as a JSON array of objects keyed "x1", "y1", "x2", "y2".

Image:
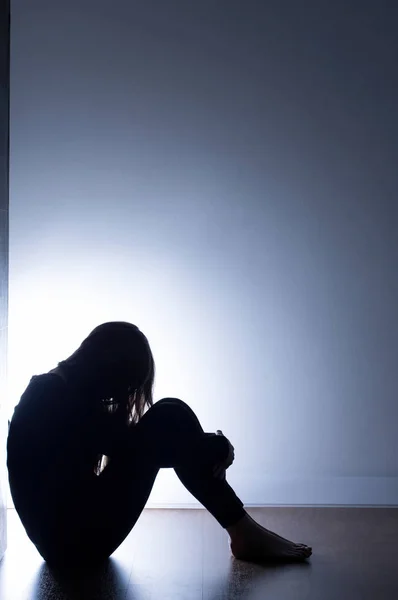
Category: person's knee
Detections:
[
  {"x1": 151, "y1": 398, "x2": 198, "y2": 425},
  {"x1": 156, "y1": 397, "x2": 185, "y2": 405},
  {"x1": 155, "y1": 398, "x2": 191, "y2": 412}
]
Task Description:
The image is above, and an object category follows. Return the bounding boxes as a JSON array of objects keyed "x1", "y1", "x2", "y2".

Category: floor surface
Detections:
[{"x1": 0, "y1": 506, "x2": 397, "y2": 599}]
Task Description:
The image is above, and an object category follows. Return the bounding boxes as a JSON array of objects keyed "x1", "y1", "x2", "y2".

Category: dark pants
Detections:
[{"x1": 40, "y1": 398, "x2": 246, "y2": 568}]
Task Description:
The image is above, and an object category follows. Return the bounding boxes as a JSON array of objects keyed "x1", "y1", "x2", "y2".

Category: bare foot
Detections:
[
  {"x1": 245, "y1": 513, "x2": 310, "y2": 549},
  {"x1": 228, "y1": 516, "x2": 312, "y2": 563}
]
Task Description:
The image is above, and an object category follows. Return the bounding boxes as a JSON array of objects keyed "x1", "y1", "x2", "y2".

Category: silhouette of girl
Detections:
[{"x1": 7, "y1": 321, "x2": 311, "y2": 568}]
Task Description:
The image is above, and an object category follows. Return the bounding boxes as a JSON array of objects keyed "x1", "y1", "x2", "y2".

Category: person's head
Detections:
[{"x1": 59, "y1": 321, "x2": 155, "y2": 424}]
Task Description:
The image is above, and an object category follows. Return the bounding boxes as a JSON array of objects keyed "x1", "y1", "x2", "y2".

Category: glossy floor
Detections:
[{"x1": 0, "y1": 506, "x2": 397, "y2": 599}]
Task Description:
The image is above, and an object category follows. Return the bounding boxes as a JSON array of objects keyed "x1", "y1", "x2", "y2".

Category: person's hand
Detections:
[{"x1": 212, "y1": 430, "x2": 235, "y2": 479}]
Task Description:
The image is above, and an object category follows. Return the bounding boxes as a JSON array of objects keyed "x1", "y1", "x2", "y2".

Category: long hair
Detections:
[{"x1": 58, "y1": 322, "x2": 155, "y2": 472}]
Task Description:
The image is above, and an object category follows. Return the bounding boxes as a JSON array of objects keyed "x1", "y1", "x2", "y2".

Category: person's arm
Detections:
[{"x1": 94, "y1": 411, "x2": 131, "y2": 458}]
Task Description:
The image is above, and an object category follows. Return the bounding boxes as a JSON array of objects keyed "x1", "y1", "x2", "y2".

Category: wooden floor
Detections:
[{"x1": 0, "y1": 506, "x2": 397, "y2": 599}]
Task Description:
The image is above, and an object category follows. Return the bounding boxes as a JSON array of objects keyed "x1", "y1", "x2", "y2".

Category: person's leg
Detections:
[
  {"x1": 112, "y1": 398, "x2": 311, "y2": 562},
  {"x1": 136, "y1": 399, "x2": 312, "y2": 562},
  {"x1": 132, "y1": 398, "x2": 247, "y2": 528},
  {"x1": 46, "y1": 398, "x2": 311, "y2": 567}
]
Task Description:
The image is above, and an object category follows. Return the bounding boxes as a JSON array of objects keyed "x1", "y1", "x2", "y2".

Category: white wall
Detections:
[{"x1": 8, "y1": 0, "x2": 398, "y2": 505}]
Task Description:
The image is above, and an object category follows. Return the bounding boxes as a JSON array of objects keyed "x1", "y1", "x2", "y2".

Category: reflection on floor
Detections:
[{"x1": 1, "y1": 506, "x2": 397, "y2": 599}]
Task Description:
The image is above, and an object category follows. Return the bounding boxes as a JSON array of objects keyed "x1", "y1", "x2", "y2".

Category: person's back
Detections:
[{"x1": 7, "y1": 370, "x2": 104, "y2": 558}]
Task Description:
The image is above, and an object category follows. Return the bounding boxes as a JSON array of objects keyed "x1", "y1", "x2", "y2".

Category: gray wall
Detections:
[
  {"x1": 8, "y1": 0, "x2": 398, "y2": 505},
  {"x1": 0, "y1": 0, "x2": 10, "y2": 559}
]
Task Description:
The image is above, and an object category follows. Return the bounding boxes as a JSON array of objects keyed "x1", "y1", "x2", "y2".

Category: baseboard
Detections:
[
  {"x1": 145, "y1": 471, "x2": 398, "y2": 507},
  {"x1": 144, "y1": 503, "x2": 398, "y2": 509}
]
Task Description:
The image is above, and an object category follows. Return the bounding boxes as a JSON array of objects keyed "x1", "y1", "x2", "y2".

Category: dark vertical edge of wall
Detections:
[{"x1": 0, "y1": 0, "x2": 10, "y2": 561}]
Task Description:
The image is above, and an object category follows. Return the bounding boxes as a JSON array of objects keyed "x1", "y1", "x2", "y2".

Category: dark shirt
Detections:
[{"x1": 7, "y1": 372, "x2": 126, "y2": 545}]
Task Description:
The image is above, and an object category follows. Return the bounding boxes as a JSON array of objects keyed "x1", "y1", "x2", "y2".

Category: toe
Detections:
[{"x1": 298, "y1": 544, "x2": 312, "y2": 554}]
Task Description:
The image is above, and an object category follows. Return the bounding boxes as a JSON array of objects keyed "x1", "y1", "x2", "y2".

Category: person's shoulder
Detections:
[
  {"x1": 24, "y1": 371, "x2": 65, "y2": 393},
  {"x1": 14, "y1": 372, "x2": 66, "y2": 414}
]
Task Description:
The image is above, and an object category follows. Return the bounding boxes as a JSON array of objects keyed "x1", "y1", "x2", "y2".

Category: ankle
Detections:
[{"x1": 226, "y1": 514, "x2": 252, "y2": 541}]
